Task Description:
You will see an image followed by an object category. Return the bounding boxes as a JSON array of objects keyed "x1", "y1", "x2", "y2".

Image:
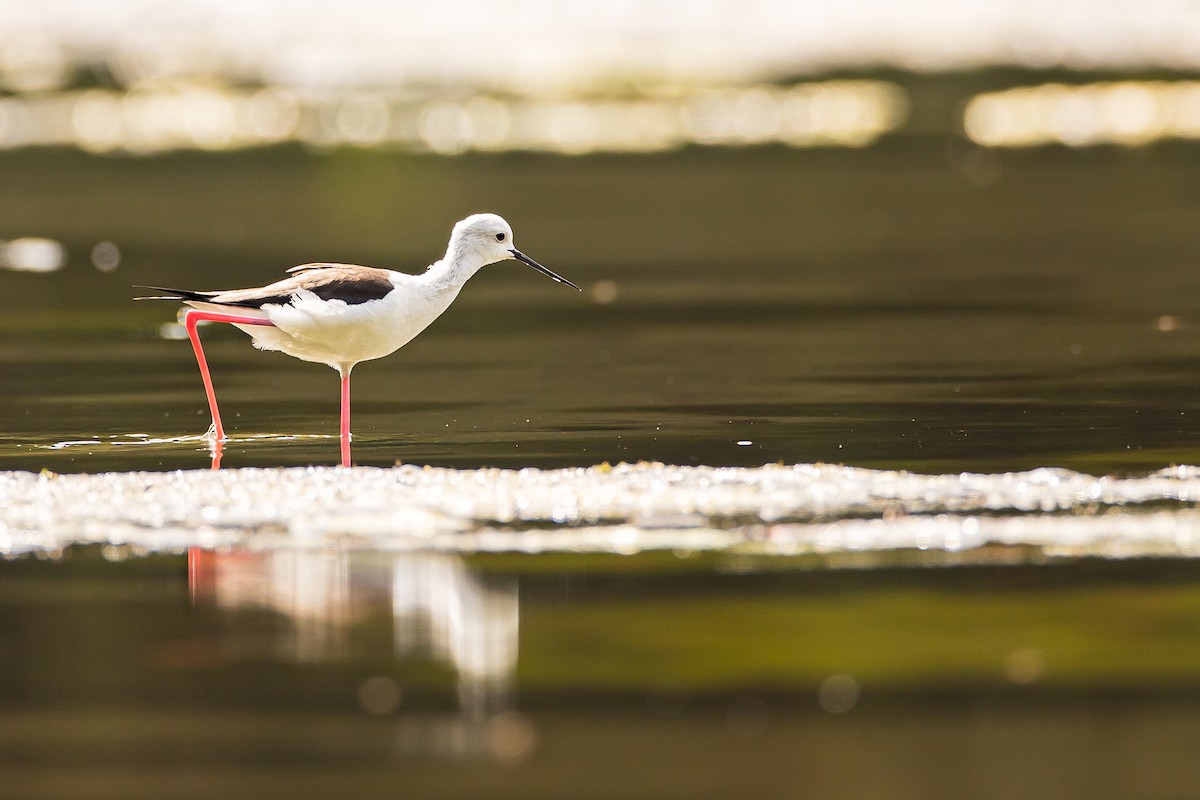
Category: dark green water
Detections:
[{"x1": 5, "y1": 141, "x2": 1200, "y2": 797}]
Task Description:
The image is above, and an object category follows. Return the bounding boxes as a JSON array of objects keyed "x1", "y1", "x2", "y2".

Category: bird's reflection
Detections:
[
  {"x1": 188, "y1": 548, "x2": 524, "y2": 754},
  {"x1": 389, "y1": 552, "x2": 518, "y2": 718}
]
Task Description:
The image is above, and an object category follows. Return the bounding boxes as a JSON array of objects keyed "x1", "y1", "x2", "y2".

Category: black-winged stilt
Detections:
[{"x1": 138, "y1": 213, "x2": 580, "y2": 466}]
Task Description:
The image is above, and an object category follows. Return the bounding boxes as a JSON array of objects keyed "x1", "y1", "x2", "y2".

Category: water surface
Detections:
[
  {"x1": 5, "y1": 142, "x2": 1200, "y2": 798},
  {"x1": 4, "y1": 145, "x2": 1200, "y2": 472},
  {"x1": 5, "y1": 548, "x2": 1200, "y2": 800}
]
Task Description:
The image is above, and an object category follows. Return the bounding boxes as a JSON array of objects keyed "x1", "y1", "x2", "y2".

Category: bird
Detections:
[{"x1": 137, "y1": 213, "x2": 580, "y2": 466}]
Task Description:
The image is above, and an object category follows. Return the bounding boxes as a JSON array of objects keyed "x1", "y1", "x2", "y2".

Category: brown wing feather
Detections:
[
  {"x1": 285, "y1": 262, "x2": 360, "y2": 274},
  {"x1": 210, "y1": 266, "x2": 395, "y2": 308}
]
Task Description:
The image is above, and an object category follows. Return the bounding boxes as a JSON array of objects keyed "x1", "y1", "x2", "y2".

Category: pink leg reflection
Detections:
[{"x1": 208, "y1": 437, "x2": 224, "y2": 471}]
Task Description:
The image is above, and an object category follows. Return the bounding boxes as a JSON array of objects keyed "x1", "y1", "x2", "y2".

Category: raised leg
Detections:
[
  {"x1": 183, "y1": 309, "x2": 275, "y2": 441},
  {"x1": 339, "y1": 370, "x2": 352, "y2": 467}
]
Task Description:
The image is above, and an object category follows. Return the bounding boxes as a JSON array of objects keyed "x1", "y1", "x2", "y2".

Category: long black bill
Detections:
[{"x1": 510, "y1": 249, "x2": 581, "y2": 291}]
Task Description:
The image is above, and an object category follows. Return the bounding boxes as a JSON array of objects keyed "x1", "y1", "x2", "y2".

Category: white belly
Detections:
[{"x1": 219, "y1": 286, "x2": 458, "y2": 373}]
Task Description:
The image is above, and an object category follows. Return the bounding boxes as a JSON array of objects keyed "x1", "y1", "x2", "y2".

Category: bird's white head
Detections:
[
  {"x1": 448, "y1": 213, "x2": 519, "y2": 268},
  {"x1": 444, "y1": 213, "x2": 581, "y2": 290}
]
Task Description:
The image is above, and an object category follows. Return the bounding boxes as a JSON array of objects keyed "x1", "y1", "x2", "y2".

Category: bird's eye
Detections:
[{"x1": 495, "y1": 233, "x2": 506, "y2": 242}]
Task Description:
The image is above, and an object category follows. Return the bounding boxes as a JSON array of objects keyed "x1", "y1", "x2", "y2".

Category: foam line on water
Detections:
[
  {"x1": 3, "y1": 462, "x2": 1200, "y2": 559},
  {"x1": 38, "y1": 433, "x2": 338, "y2": 450}
]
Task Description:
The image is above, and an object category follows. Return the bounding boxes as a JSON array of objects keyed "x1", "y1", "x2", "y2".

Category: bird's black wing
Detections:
[{"x1": 133, "y1": 266, "x2": 396, "y2": 308}]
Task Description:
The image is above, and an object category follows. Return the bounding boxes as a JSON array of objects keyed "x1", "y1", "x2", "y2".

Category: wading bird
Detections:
[{"x1": 138, "y1": 213, "x2": 580, "y2": 466}]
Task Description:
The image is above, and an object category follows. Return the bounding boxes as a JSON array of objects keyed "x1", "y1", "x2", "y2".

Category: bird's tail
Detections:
[{"x1": 132, "y1": 285, "x2": 215, "y2": 302}]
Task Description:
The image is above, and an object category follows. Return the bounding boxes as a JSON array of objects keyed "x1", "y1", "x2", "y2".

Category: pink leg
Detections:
[
  {"x1": 339, "y1": 370, "x2": 352, "y2": 467},
  {"x1": 183, "y1": 309, "x2": 275, "y2": 441}
]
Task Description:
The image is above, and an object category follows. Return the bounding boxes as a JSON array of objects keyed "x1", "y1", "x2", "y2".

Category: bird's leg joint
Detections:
[{"x1": 183, "y1": 309, "x2": 276, "y2": 328}]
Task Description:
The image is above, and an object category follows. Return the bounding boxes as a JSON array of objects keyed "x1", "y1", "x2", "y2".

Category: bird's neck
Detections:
[{"x1": 425, "y1": 246, "x2": 485, "y2": 291}]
